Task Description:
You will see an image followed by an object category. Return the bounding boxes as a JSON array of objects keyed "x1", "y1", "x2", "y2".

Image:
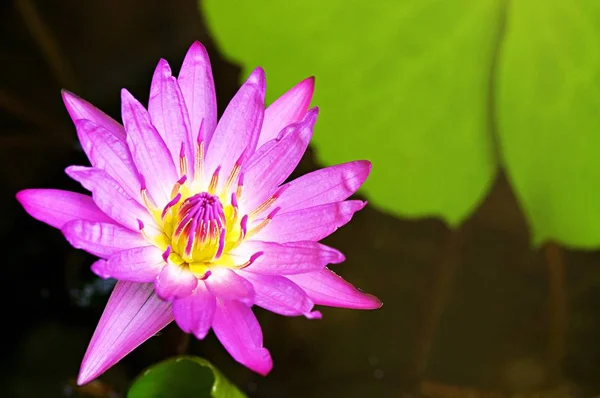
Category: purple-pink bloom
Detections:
[{"x1": 16, "y1": 41, "x2": 381, "y2": 385}]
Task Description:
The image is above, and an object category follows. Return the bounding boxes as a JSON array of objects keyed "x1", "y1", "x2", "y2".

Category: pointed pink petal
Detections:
[
  {"x1": 204, "y1": 268, "x2": 254, "y2": 305},
  {"x1": 258, "y1": 77, "x2": 314, "y2": 147},
  {"x1": 121, "y1": 89, "x2": 178, "y2": 207},
  {"x1": 92, "y1": 246, "x2": 165, "y2": 282},
  {"x1": 253, "y1": 200, "x2": 366, "y2": 243},
  {"x1": 234, "y1": 240, "x2": 344, "y2": 275},
  {"x1": 172, "y1": 283, "x2": 215, "y2": 339},
  {"x1": 148, "y1": 59, "x2": 194, "y2": 176},
  {"x1": 65, "y1": 166, "x2": 154, "y2": 231},
  {"x1": 275, "y1": 160, "x2": 371, "y2": 213},
  {"x1": 240, "y1": 271, "x2": 320, "y2": 318},
  {"x1": 77, "y1": 282, "x2": 173, "y2": 385},
  {"x1": 74, "y1": 119, "x2": 141, "y2": 200},
  {"x1": 16, "y1": 189, "x2": 112, "y2": 229},
  {"x1": 178, "y1": 41, "x2": 217, "y2": 144},
  {"x1": 62, "y1": 90, "x2": 125, "y2": 140},
  {"x1": 154, "y1": 263, "x2": 198, "y2": 301},
  {"x1": 287, "y1": 269, "x2": 382, "y2": 310},
  {"x1": 212, "y1": 299, "x2": 272, "y2": 375},
  {"x1": 241, "y1": 108, "x2": 318, "y2": 212},
  {"x1": 62, "y1": 220, "x2": 147, "y2": 258},
  {"x1": 204, "y1": 67, "x2": 265, "y2": 191}
]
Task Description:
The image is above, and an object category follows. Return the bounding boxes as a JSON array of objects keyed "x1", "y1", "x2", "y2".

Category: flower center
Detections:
[
  {"x1": 172, "y1": 192, "x2": 226, "y2": 263},
  {"x1": 143, "y1": 177, "x2": 250, "y2": 277},
  {"x1": 139, "y1": 153, "x2": 279, "y2": 277}
]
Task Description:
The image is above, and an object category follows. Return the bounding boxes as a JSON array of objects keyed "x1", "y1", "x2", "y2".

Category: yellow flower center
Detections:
[
  {"x1": 138, "y1": 145, "x2": 278, "y2": 278},
  {"x1": 170, "y1": 192, "x2": 227, "y2": 262},
  {"x1": 143, "y1": 180, "x2": 245, "y2": 277}
]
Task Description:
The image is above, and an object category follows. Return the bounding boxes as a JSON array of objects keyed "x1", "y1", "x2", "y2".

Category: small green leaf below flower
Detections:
[{"x1": 127, "y1": 356, "x2": 246, "y2": 398}]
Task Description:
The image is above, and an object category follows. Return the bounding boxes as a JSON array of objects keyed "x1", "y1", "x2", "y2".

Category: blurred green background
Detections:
[{"x1": 2, "y1": 0, "x2": 600, "y2": 396}]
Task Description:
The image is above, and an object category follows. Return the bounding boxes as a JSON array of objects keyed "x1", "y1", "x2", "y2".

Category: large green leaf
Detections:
[
  {"x1": 497, "y1": 0, "x2": 600, "y2": 247},
  {"x1": 203, "y1": 0, "x2": 501, "y2": 227},
  {"x1": 127, "y1": 356, "x2": 246, "y2": 398}
]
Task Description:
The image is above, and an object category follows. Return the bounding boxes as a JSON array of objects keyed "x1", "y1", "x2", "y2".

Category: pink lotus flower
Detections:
[{"x1": 16, "y1": 41, "x2": 381, "y2": 385}]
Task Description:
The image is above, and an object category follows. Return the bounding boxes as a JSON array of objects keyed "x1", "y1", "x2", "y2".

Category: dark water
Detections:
[{"x1": 2, "y1": 1, "x2": 600, "y2": 397}]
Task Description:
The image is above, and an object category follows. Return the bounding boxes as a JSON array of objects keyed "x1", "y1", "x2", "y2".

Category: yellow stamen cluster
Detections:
[{"x1": 138, "y1": 144, "x2": 282, "y2": 278}]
